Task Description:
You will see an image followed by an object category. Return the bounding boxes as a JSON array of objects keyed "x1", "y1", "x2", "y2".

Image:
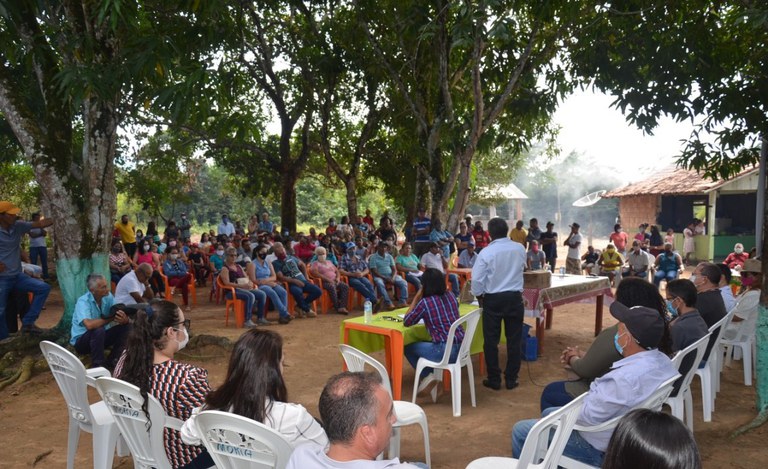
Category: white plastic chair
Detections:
[
  {"x1": 411, "y1": 308, "x2": 482, "y2": 417},
  {"x1": 693, "y1": 309, "x2": 735, "y2": 422},
  {"x1": 94, "y1": 376, "x2": 183, "y2": 469},
  {"x1": 39, "y1": 340, "x2": 124, "y2": 469},
  {"x1": 663, "y1": 333, "x2": 710, "y2": 430},
  {"x1": 339, "y1": 344, "x2": 431, "y2": 467},
  {"x1": 558, "y1": 374, "x2": 679, "y2": 469},
  {"x1": 194, "y1": 410, "x2": 294, "y2": 469},
  {"x1": 465, "y1": 393, "x2": 587, "y2": 469},
  {"x1": 722, "y1": 302, "x2": 759, "y2": 386}
]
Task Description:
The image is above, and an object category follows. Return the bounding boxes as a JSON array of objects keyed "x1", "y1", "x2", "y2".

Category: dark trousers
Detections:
[
  {"x1": 29, "y1": 246, "x2": 48, "y2": 278},
  {"x1": 4, "y1": 289, "x2": 30, "y2": 333},
  {"x1": 74, "y1": 324, "x2": 131, "y2": 370},
  {"x1": 124, "y1": 242, "x2": 137, "y2": 259},
  {"x1": 540, "y1": 380, "x2": 576, "y2": 412},
  {"x1": 482, "y1": 290, "x2": 524, "y2": 385}
]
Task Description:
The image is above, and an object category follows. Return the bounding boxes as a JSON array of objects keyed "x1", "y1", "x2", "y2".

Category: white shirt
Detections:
[
  {"x1": 218, "y1": 221, "x2": 235, "y2": 237},
  {"x1": 181, "y1": 401, "x2": 328, "y2": 450},
  {"x1": 420, "y1": 251, "x2": 446, "y2": 273},
  {"x1": 567, "y1": 232, "x2": 582, "y2": 259},
  {"x1": 286, "y1": 443, "x2": 420, "y2": 469},
  {"x1": 114, "y1": 270, "x2": 145, "y2": 305},
  {"x1": 471, "y1": 237, "x2": 525, "y2": 296}
]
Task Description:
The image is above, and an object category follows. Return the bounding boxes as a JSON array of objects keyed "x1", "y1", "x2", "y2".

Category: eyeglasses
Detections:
[
  {"x1": 174, "y1": 319, "x2": 191, "y2": 330},
  {"x1": 379, "y1": 316, "x2": 403, "y2": 322}
]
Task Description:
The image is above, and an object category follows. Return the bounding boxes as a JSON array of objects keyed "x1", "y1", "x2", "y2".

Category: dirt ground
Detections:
[{"x1": 1, "y1": 267, "x2": 765, "y2": 468}]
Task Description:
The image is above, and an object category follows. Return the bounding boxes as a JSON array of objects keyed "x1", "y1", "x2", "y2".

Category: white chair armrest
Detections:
[
  {"x1": 86, "y1": 367, "x2": 111, "y2": 387},
  {"x1": 573, "y1": 415, "x2": 621, "y2": 433},
  {"x1": 166, "y1": 416, "x2": 184, "y2": 431}
]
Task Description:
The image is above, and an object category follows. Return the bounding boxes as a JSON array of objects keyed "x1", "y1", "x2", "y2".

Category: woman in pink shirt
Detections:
[{"x1": 309, "y1": 246, "x2": 349, "y2": 314}]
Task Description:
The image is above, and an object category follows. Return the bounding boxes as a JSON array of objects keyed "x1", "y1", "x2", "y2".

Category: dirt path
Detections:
[{"x1": 1, "y1": 280, "x2": 764, "y2": 468}]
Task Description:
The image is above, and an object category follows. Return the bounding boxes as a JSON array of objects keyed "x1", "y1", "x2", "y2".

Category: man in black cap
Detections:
[{"x1": 512, "y1": 301, "x2": 678, "y2": 467}]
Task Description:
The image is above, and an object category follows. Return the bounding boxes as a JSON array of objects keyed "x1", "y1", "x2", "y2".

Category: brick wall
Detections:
[{"x1": 618, "y1": 195, "x2": 659, "y2": 229}]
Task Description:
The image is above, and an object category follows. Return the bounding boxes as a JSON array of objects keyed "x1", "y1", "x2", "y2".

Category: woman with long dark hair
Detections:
[
  {"x1": 115, "y1": 300, "x2": 213, "y2": 469},
  {"x1": 403, "y1": 268, "x2": 463, "y2": 395},
  {"x1": 181, "y1": 329, "x2": 327, "y2": 448},
  {"x1": 539, "y1": 277, "x2": 672, "y2": 411},
  {"x1": 602, "y1": 409, "x2": 701, "y2": 469}
]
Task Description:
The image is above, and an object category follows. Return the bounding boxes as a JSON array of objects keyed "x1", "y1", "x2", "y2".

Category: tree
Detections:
[
  {"x1": 567, "y1": 1, "x2": 768, "y2": 431},
  {"x1": 0, "y1": 1, "x2": 220, "y2": 331},
  {"x1": 356, "y1": 0, "x2": 594, "y2": 229}
]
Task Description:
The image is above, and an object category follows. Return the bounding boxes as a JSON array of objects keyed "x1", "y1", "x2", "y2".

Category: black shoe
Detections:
[
  {"x1": 482, "y1": 379, "x2": 501, "y2": 391},
  {"x1": 278, "y1": 316, "x2": 291, "y2": 325},
  {"x1": 372, "y1": 297, "x2": 383, "y2": 314},
  {"x1": 506, "y1": 380, "x2": 520, "y2": 390},
  {"x1": 20, "y1": 324, "x2": 44, "y2": 335}
]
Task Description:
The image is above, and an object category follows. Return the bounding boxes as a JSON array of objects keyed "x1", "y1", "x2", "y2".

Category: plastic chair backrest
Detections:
[
  {"x1": 447, "y1": 309, "x2": 482, "y2": 366},
  {"x1": 731, "y1": 294, "x2": 759, "y2": 342},
  {"x1": 195, "y1": 410, "x2": 294, "y2": 469},
  {"x1": 94, "y1": 377, "x2": 177, "y2": 469},
  {"x1": 339, "y1": 344, "x2": 393, "y2": 397},
  {"x1": 39, "y1": 340, "x2": 96, "y2": 427},
  {"x1": 521, "y1": 393, "x2": 587, "y2": 469},
  {"x1": 670, "y1": 333, "x2": 710, "y2": 397},
  {"x1": 703, "y1": 308, "x2": 735, "y2": 362}
]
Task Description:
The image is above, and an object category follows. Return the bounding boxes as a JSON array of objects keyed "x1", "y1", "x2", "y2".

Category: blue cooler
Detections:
[{"x1": 520, "y1": 323, "x2": 538, "y2": 361}]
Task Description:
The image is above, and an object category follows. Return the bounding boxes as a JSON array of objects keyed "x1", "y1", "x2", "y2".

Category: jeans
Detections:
[
  {"x1": 225, "y1": 288, "x2": 266, "y2": 322},
  {"x1": 29, "y1": 246, "x2": 48, "y2": 278},
  {"x1": 0, "y1": 273, "x2": 51, "y2": 339},
  {"x1": 372, "y1": 276, "x2": 408, "y2": 305},
  {"x1": 512, "y1": 407, "x2": 605, "y2": 466},
  {"x1": 447, "y1": 273, "x2": 460, "y2": 296},
  {"x1": 288, "y1": 280, "x2": 322, "y2": 311},
  {"x1": 347, "y1": 276, "x2": 377, "y2": 303},
  {"x1": 258, "y1": 284, "x2": 290, "y2": 318},
  {"x1": 653, "y1": 269, "x2": 678, "y2": 287},
  {"x1": 74, "y1": 324, "x2": 130, "y2": 370},
  {"x1": 482, "y1": 290, "x2": 524, "y2": 385},
  {"x1": 404, "y1": 272, "x2": 422, "y2": 290},
  {"x1": 405, "y1": 341, "x2": 460, "y2": 378},
  {"x1": 540, "y1": 381, "x2": 577, "y2": 412}
]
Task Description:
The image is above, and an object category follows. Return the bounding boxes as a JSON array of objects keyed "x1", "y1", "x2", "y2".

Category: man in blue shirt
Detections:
[
  {"x1": 259, "y1": 212, "x2": 275, "y2": 233},
  {"x1": 412, "y1": 207, "x2": 431, "y2": 257},
  {"x1": 0, "y1": 202, "x2": 52, "y2": 339},
  {"x1": 272, "y1": 242, "x2": 322, "y2": 318},
  {"x1": 429, "y1": 220, "x2": 454, "y2": 259},
  {"x1": 71, "y1": 274, "x2": 131, "y2": 370},
  {"x1": 369, "y1": 243, "x2": 409, "y2": 310}
]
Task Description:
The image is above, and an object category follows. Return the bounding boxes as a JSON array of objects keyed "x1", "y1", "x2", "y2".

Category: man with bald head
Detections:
[{"x1": 114, "y1": 262, "x2": 155, "y2": 306}]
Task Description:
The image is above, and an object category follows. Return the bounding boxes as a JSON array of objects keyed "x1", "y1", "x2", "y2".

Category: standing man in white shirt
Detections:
[
  {"x1": 563, "y1": 222, "x2": 582, "y2": 275},
  {"x1": 471, "y1": 217, "x2": 526, "y2": 391},
  {"x1": 217, "y1": 214, "x2": 236, "y2": 238}
]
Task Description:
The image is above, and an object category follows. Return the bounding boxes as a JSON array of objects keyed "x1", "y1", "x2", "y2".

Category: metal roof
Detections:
[{"x1": 602, "y1": 165, "x2": 759, "y2": 198}]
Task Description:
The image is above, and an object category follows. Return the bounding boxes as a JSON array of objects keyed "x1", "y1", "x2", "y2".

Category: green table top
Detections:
[{"x1": 340, "y1": 303, "x2": 486, "y2": 355}]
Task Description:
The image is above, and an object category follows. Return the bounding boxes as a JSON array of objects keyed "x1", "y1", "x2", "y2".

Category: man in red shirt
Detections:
[{"x1": 609, "y1": 224, "x2": 629, "y2": 257}]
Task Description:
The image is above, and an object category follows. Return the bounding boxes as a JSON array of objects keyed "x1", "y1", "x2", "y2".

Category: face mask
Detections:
[
  {"x1": 276, "y1": 252, "x2": 287, "y2": 260},
  {"x1": 742, "y1": 276, "x2": 755, "y2": 287},
  {"x1": 532, "y1": 245, "x2": 539, "y2": 253},
  {"x1": 175, "y1": 326, "x2": 189, "y2": 351},
  {"x1": 144, "y1": 244, "x2": 150, "y2": 250},
  {"x1": 170, "y1": 254, "x2": 178, "y2": 260},
  {"x1": 257, "y1": 252, "x2": 268, "y2": 260},
  {"x1": 666, "y1": 300, "x2": 678, "y2": 318},
  {"x1": 689, "y1": 274, "x2": 697, "y2": 284},
  {"x1": 112, "y1": 246, "x2": 121, "y2": 253},
  {"x1": 735, "y1": 247, "x2": 744, "y2": 254},
  {"x1": 216, "y1": 250, "x2": 225, "y2": 256},
  {"x1": 664, "y1": 249, "x2": 672, "y2": 254},
  {"x1": 169, "y1": 241, "x2": 177, "y2": 247},
  {"x1": 614, "y1": 332, "x2": 625, "y2": 356},
  {"x1": 316, "y1": 254, "x2": 326, "y2": 262}
]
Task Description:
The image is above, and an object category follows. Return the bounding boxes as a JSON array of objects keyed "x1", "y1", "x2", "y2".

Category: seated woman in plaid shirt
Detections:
[{"x1": 403, "y1": 268, "x2": 464, "y2": 397}]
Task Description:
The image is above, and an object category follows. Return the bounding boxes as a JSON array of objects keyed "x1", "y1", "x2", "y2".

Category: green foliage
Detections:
[
  {"x1": 0, "y1": 162, "x2": 39, "y2": 215},
  {"x1": 568, "y1": 1, "x2": 767, "y2": 178}
]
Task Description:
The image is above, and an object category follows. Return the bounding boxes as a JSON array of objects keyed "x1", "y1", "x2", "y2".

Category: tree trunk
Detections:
[
  {"x1": 280, "y1": 170, "x2": 299, "y2": 234},
  {"x1": 448, "y1": 156, "x2": 473, "y2": 232},
  {"x1": 345, "y1": 176, "x2": 358, "y2": 221}
]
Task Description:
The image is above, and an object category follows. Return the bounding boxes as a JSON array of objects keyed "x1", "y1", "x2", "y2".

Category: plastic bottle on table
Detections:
[{"x1": 364, "y1": 300, "x2": 373, "y2": 324}]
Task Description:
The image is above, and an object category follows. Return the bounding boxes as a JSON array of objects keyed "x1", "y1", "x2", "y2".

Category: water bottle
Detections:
[
  {"x1": 559, "y1": 266, "x2": 566, "y2": 277},
  {"x1": 364, "y1": 300, "x2": 373, "y2": 324}
]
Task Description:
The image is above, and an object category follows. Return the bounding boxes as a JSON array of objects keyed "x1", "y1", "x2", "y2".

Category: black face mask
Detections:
[
  {"x1": 112, "y1": 247, "x2": 121, "y2": 253},
  {"x1": 258, "y1": 252, "x2": 268, "y2": 260}
]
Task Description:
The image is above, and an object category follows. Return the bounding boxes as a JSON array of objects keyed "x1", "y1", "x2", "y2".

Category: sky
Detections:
[{"x1": 552, "y1": 89, "x2": 698, "y2": 185}]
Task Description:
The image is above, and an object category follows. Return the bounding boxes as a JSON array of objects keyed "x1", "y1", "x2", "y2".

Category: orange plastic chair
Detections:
[
  {"x1": 306, "y1": 268, "x2": 332, "y2": 314},
  {"x1": 216, "y1": 275, "x2": 245, "y2": 328},
  {"x1": 157, "y1": 264, "x2": 197, "y2": 306}
]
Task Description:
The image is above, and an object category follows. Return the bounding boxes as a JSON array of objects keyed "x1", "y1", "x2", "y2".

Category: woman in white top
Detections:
[
  {"x1": 725, "y1": 258, "x2": 761, "y2": 339},
  {"x1": 181, "y1": 329, "x2": 328, "y2": 449}
]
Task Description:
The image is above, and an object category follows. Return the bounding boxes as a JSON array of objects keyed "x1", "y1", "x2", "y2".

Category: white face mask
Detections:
[
  {"x1": 689, "y1": 274, "x2": 697, "y2": 284},
  {"x1": 735, "y1": 247, "x2": 744, "y2": 254},
  {"x1": 175, "y1": 327, "x2": 189, "y2": 351},
  {"x1": 317, "y1": 254, "x2": 327, "y2": 262},
  {"x1": 170, "y1": 254, "x2": 178, "y2": 260},
  {"x1": 143, "y1": 244, "x2": 150, "y2": 250},
  {"x1": 216, "y1": 250, "x2": 225, "y2": 256}
]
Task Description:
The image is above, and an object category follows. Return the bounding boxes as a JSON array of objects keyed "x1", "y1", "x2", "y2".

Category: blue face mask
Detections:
[
  {"x1": 614, "y1": 332, "x2": 624, "y2": 356},
  {"x1": 667, "y1": 299, "x2": 678, "y2": 318}
]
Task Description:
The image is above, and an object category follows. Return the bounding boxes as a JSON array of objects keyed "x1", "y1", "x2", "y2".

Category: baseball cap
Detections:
[
  {"x1": 0, "y1": 201, "x2": 20, "y2": 215},
  {"x1": 610, "y1": 302, "x2": 665, "y2": 350},
  {"x1": 345, "y1": 241, "x2": 356, "y2": 250},
  {"x1": 570, "y1": 222, "x2": 580, "y2": 228},
  {"x1": 546, "y1": 221, "x2": 554, "y2": 227}
]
